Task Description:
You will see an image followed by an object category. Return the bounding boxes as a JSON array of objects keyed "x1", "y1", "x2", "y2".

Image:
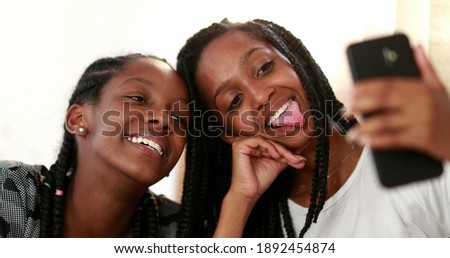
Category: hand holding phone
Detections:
[{"x1": 346, "y1": 34, "x2": 443, "y2": 187}]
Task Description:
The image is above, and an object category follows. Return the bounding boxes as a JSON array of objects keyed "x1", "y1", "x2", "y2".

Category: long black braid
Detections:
[
  {"x1": 39, "y1": 53, "x2": 172, "y2": 237},
  {"x1": 176, "y1": 19, "x2": 357, "y2": 238}
]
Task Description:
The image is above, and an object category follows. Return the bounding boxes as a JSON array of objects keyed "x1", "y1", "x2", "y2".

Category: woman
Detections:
[
  {"x1": 176, "y1": 19, "x2": 450, "y2": 237},
  {"x1": 0, "y1": 53, "x2": 189, "y2": 237}
]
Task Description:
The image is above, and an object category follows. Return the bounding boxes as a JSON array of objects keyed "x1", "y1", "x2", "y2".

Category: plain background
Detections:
[{"x1": 1, "y1": 0, "x2": 448, "y2": 202}]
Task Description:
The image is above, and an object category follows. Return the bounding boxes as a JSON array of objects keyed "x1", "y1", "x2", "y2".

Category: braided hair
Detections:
[
  {"x1": 176, "y1": 19, "x2": 356, "y2": 237},
  {"x1": 39, "y1": 53, "x2": 169, "y2": 237}
]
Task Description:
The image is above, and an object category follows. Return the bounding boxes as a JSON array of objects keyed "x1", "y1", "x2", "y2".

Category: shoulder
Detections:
[
  {"x1": 0, "y1": 160, "x2": 43, "y2": 189},
  {"x1": 386, "y1": 161, "x2": 450, "y2": 213},
  {"x1": 0, "y1": 160, "x2": 43, "y2": 238}
]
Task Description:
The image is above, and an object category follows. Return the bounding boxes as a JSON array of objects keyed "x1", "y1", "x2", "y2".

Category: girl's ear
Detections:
[{"x1": 65, "y1": 104, "x2": 88, "y2": 136}]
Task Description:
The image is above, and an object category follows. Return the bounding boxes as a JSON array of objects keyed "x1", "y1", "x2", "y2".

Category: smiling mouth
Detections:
[
  {"x1": 267, "y1": 98, "x2": 304, "y2": 128},
  {"x1": 126, "y1": 136, "x2": 164, "y2": 156},
  {"x1": 267, "y1": 99, "x2": 292, "y2": 126}
]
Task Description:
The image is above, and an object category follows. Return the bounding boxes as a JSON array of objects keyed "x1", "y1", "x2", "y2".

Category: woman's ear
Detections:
[{"x1": 65, "y1": 104, "x2": 88, "y2": 136}]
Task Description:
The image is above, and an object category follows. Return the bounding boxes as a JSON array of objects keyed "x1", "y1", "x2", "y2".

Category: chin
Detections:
[
  {"x1": 275, "y1": 133, "x2": 313, "y2": 151},
  {"x1": 122, "y1": 163, "x2": 160, "y2": 184},
  {"x1": 135, "y1": 172, "x2": 166, "y2": 186}
]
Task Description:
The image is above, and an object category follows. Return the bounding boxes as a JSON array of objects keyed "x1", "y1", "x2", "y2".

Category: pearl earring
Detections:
[{"x1": 77, "y1": 127, "x2": 86, "y2": 133}]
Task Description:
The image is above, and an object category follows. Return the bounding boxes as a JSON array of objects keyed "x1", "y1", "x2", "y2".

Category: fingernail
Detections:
[{"x1": 295, "y1": 155, "x2": 307, "y2": 162}]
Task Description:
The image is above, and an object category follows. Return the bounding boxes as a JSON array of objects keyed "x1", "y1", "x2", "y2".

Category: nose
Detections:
[
  {"x1": 148, "y1": 110, "x2": 170, "y2": 133},
  {"x1": 250, "y1": 86, "x2": 275, "y2": 110}
]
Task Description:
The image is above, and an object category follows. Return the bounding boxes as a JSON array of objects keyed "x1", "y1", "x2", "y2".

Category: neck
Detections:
[
  {"x1": 63, "y1": 161, "x2": 147, "y2": 237},
  {"x1": 288, "y1": 133, "x2": 362, "y2": 207}
]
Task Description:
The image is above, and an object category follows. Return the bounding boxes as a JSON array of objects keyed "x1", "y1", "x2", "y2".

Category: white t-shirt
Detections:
[{"x1": 288, "y1": 146, "x2": 450, "y2": 237}]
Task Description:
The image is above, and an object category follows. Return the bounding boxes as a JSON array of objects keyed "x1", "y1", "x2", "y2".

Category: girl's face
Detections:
[
  {"x1": 84, "y1": 58, "x2": 189, "y2": 185},
  {"x1": 195, "y1": 31, "x2": 314, "y2": 151}
]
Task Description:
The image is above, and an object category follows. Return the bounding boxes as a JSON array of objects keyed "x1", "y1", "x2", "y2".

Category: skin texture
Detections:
[
  {"x1": 196, "y1": 31, "x2": 314, "y2": 148},
  {"x1": 63, "y1": 58, "x2": 189, "y2": 237},
  {"x1": 194, "y1": 31, "x2": 362, "y2": 237}
]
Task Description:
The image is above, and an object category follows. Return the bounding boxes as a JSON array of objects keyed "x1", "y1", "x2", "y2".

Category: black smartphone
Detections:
[{"x1": 346, "y1": 33, "x2": 443, "y2": 187}]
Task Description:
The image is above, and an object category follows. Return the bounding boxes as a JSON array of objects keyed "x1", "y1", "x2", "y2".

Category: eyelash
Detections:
[
  {"x1": 126, "y1": 95, "x2": 188, "y2": 126},
  {"x1": 170, "y1": 113, "x2": 187, "y2": 125},
  {"x1": 227, "y1": 93, "x2": 242, "y2": 111},
  {"x1": 257, "y1": 59, "x2": 274, "y2": 77},
  {"x1": 128, "y1": 95, "x2": 145, "y2": 103},
  {"x1": 225, "y1": 60, "x2": 273, "y2": 111}
]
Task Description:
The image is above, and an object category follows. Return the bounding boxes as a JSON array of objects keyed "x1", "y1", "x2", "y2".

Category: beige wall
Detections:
[
  {"x1": 396, "y1": 0, "x2": 450, "y2": 91},
  {"x1": 430, "y1": 0, "x2": 450, "y2": 91}
]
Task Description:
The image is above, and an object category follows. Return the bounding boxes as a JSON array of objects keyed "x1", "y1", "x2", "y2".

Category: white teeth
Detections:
[
  {"x1": 126, "y1": 136, "x2": 163, "y2": 156},
  {"x1": 267, "y1": 99, "x2": 292, "y2": 126}
]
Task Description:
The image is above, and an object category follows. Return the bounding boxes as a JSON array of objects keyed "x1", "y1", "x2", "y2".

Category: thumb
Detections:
[{"x1": 413, "y1": 44, "x2": 446, "y2": 92}]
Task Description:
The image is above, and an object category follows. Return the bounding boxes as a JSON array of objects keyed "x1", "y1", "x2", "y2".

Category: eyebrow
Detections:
[
  {"x1": 213, "y1": 47, "x2": 263, "y2": 103},
  {"x1": 120, "y1": 77, "x2": 153, "y2": 88},
  {"x1": 239, "y1": 47, "x2": 263, "y2": 66},
  {"x1": 121, "y1": 77, "x2": 189, "y2": 105}
]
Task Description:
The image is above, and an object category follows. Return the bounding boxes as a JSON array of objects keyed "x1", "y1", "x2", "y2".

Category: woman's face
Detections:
[
  {"x1": 84, "y1": 58, "x2": 189, "y2": 185},
  {"x1": 196, "y1": 31, "x2": 314, "y2": 151}
]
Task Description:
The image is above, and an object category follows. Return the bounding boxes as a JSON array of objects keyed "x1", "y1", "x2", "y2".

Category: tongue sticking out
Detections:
[{"x1": 271, "y1": 101, "x2": 304, "y2": 127}]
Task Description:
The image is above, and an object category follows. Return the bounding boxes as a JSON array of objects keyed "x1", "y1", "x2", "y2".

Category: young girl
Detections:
[
  {"x1": 0, "y1": 53, "x2": 189, "y2": 237},
  {"x1": 175, "y1": 19, "x2": 450, "y2": 237}
]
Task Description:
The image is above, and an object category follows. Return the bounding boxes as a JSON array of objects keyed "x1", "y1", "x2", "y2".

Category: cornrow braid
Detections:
[
  {"x1": 39, "y1": 53, "x2": 167, "y2": 237},
  {"x1": 39, "y1": 167, "x2": 53, "y2": 237},
  {"x1": 176, "y1": 18, "x2": 357, "y2": 238},
  {"x1": 280, "y1": 192, "x2": 295, "y2": 238},
  {"x1": 52, "y1": 130, "x2": 76, "y2": 237}
]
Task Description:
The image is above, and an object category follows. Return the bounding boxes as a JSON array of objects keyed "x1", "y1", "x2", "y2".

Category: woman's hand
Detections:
[
  {"x1": 214, "y1": 136, "x2": 306, "y2": 237},
  {"x1": 348, "y1": 45, "x2": 450, "y2": 161},
  {"x1": 229, "y1": 136, "x2": 306, "y2": 200}
]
